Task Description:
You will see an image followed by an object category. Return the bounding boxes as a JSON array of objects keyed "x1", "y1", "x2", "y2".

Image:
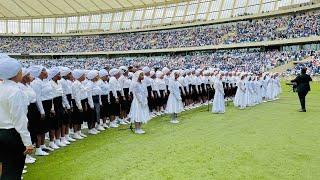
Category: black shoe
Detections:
[{"x1": 298, "y1": 109, "x2": 306, "y2": 112}]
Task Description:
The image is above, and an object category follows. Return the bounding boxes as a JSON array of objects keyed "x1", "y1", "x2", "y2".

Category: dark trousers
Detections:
[
  {"x1": 0, "y1": 129, "x2": 26, "y2": 180},
  {"x1": 298, "y1": 91, "x2": 308, "y2": 110}
]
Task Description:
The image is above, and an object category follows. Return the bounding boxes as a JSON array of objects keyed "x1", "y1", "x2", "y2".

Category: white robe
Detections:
[
  {"x1": 166, "y1": 79, "x2": 184, "y2": 114},
  {"x1": 212, "y1": 79, "x2": 225, "y2": 113},
  {"x1": 129, "y1": 81, "x2": 150, "y2": 123},
  {"x1": 234, "y1": 80, "x2": 246, "y2": 109}
]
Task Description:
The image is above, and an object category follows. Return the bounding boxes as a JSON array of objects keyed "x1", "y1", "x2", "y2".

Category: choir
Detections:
[{"x1": 0, "y1": 55, "x2": 282, "y2": 178}]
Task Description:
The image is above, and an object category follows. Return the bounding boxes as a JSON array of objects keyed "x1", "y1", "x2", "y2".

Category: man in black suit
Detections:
[{"x1": 291, "y1": 67, "x2": 312, "y2": 112}]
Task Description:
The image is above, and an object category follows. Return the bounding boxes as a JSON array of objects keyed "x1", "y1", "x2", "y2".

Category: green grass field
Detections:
[{"x1": 24, "y1": 82, "x2": 320, "y2": 180}]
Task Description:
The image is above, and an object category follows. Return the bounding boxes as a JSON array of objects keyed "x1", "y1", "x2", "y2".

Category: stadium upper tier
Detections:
[
  {"x1": 0, "y1": 0, "x2": 315, "y2": 35},
  {"x1": 0, "y1": 9, "x2": 319, "y2": 55}
]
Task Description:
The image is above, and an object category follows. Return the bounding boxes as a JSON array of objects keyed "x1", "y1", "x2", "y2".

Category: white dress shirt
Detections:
[
  {"x1": 59, "y1": 78, "x2": 73, "y2": 109},
  {"x1": 31, "y1": 78, "x2": 54, "y2": 115},
  {"x1": 0, "y1": 80, "x2": 32, "y2": 146}
]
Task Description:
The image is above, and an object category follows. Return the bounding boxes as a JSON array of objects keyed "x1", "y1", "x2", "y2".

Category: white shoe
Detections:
[
  {"x1": 82, "y1": 122, "x2": 88, "y2": 129},
  {"x1": 93, "y1": 128, "x2": 100, "y2": 133},
  {"x1": 119, "y1": 120, "x2": 127, "y2": 125},
  {"x1": 49, "y1": 142, "x2": 60, "y2": 149},
  {"x1": 55, "y1": 140, "x2": 67, "y2": 147},
  {"x1": 102, "y1": 123, "x2": 109, "y2": 128},
  {"x1": 170, "y1": 120, "x2": 180, "y2": 124},
  {"x1": 23, "y1": 169, "x2": 27, "y2": 174},
  {"x1": 110, "y1": 122, "x2": 119, "y2": 128},
  {"x1": 96, "y1": 125, "x2": 105, "y2": 131},
  {"x1": 73, "y1": 133, "x2": 83, "y2": 140},
  {"x1": 135, "y1": 129, "x2": 145, "y2": 134},
  {"x1": 41, "y1": 144, "x2": 54, "y2": 151},
  {"x1": 61, "y1": 137, "x2": 70, "y2": 145},
  {"x1": 35, "y1": 148, "x2": 49, "y2": 156},
  {"x1": 88, "y1": 129, "x2": 98, "y2": 135},
  {"x1": 25, "y1": 157, "x2": 35, "y2": 164},
  {"x1": 27, "y1": 155, "x2": 36, "y2": 161},
  {"x1": 79, "y1": 132, "x2": 87, "y2": 138},
  {"x1": 66, "y1": 135, "x2": 76, "y2": 142}
]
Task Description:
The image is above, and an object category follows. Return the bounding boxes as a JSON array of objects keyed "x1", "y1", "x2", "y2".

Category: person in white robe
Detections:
[
  {"x1": 129, "y1": 71, "x2": 150, "y2": 134},
  {"x1": 234, "y1": 74, "x2": 247, "y2": 109},
  {"x1": 166, "y1": 70, "x2": 184, "y2": 124},
  {"x1": 212, "y1": 74, "x2": 225, "y2": 114}
]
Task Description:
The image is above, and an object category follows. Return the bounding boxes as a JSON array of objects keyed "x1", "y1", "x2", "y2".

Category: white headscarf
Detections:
[
  {"x1": 99, "y1": 69, "x2": 108, "y2": 77},
  {"x1": 142, "y1": 66, "x2": 150, "y2": 74},
  {"x1": 87, "y1": 70, "x2": 99, "y2": 80},
  {"x1": 0, "y1": 57, "x2": 22, "y2": 80},
  {"x1": 72, "y1": 69, "x2": 85, "y2": 80},
  {"x1": 47, "y1": 67, "x2": 60, "y2": 80},
  {"x1": 29, "y1": 65, "x2": 45, "y2": 78},
  {"x1": 109, "y1": 68, "x2": 119, "y2": 77},
  {"x1": 22, "y1": 68, "x2": 30, "y2": 77},
  {"x1": 156, "y1": 71, "x2": 163, "y2": 78},
  {"x1": 60, "y1": 67, "x2": 71, "y2": 77},
  {"x1": 133, "y1": 70, "x2": 143, "y2": 82}
]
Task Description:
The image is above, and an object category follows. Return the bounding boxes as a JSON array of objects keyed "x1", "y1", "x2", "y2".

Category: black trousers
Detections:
[
  {"x1": 0, "y1": 129, "x2": 26, "y2": 180},
  {"x1": 298, "y1": 91, "x2": 308, "y2": 110}
]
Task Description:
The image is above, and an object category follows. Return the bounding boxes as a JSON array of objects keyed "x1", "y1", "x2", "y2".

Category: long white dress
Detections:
[
  {"x1": 166, "y1": 79, "x2": 184, "y2": 114},
  {"x1": 234, "y1": 80, "x2": 246, "y2": 109},
  {"x1": 129, "y1": 81, "x2": 150, "y2": 123},
  {"x1": 212, "y1": 79, "x2": 225, "y2": 113}
]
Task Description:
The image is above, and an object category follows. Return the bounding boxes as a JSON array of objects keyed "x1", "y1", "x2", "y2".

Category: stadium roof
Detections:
[
  {"x1": 0, "y1": 0, "x2": 186, "y2": 19},
  {"x1": 0, "y1": 0, "x2": 314, "y2": 34}
]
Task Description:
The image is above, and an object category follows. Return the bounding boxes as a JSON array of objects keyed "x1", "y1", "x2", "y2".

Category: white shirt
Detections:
[
  {"x1": 72, "y1": 80, "x2": 89, "y2": 110},
  {"x1": 31, "y1": 78, "x2": 54, "y2": 115},
  {"x1": 0, "y1": 80, "x2": 32, "y2": 146},
  {"x1": 60, "y1": 78, "x2": 73, "y2": 109},
  {"x1": 109, "y1": 77, "x2": 122, "y2": 98},
  {"x1": 155, "y1": 78, "x2": 167, "y2": 93},
  {"x1": 50, "y1": 80, "x2": 63, "y2": 98},
  {"x1": 143, "y1": 76, "x2": 152, "y2": 87}
]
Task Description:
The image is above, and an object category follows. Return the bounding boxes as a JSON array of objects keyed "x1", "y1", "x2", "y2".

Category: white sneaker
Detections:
[
  {"x1": 79, "y1": 132, "x2": 87, "y2": 138},
  {"x1": 27, "y1": 155, "x2": 36, "y2": 161},
  {"x1": 88, "y1": 129, "x2": 98, "y2": 135},
  {"x1": 55, "y1": 140, "x2": 67, "y2": 147},
  {"x1": 119, "y1": 120, "x2": 127, "y2": 125},
  {"x1": 96, "y1": 125, "x2": 105, "y2": 131},
  {"x1": 23, "y1": 170, "x2": 27, "y2": 174},
  {"x1": 49, "y1": 142, "x2": 60, "y2": 149},
  {"x1": 66, "y1": 135, "x2": 76, "y2": 142},
  {"x1": 93, "y1": 128, "x2": 101, "y2": 134},
  {"x1": 35, "y1": 148, "x2": 49, "y2": 156},
  {"x1": 82, "y1": 122, "x2": 88, "y2": 129},
  {"x1": 62, "y1": 138, "x2": 71, "y2": 145},
  {"x1": 41, "y1": 144, "x2": 54, "y2": 151},
  {"x1": 135, "y1": 129, "x2": 145, "y2": 134},
  {"x1": 102, "y1": 123, "x2": 109, "y2": 128},
  {"x1": 170, "y1": 120, "x2": 180, "y2": 124},
  {"x1": 25, "y1": 157, "x2": 35, "y2": 164},
  {"x1": 73, "y1": 133, "x2": 83, "y2": 140},
  {"x1": 110, "y1": 122, "x2": 119, "y2": 128}
]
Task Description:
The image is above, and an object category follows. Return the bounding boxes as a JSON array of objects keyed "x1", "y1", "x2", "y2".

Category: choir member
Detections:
[{"x1": 212, "y1": 74, "x2": 225, "y2": 114}]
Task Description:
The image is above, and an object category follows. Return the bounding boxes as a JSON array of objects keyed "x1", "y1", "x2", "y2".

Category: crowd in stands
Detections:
[
  {"x1": 18, "y1": 50, "x2": 306, "y2": 74},
  {"x1": 286, "y1": 51, "x2": 320, "y2": 75},
  {"x1": 0, "y1": 11, "x2": 319, "y2": 54}
]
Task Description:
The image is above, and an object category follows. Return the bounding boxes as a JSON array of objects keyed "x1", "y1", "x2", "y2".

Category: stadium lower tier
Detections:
[
  {"x1": 18, "y1": 49, "x2": 316, "y2": 74},
  {"x1": 1, "y1": 9, "x2": 319, "y2": 54}
]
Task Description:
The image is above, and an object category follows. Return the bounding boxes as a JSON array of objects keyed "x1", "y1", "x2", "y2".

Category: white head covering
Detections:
[
  {"x1": 156, "y1": 71, "x2": 163, "y2": 78},
  {"x1": 109, "y1": 68, "x2": 120, "y2": 77},
  {"x1": 0, "y1": 57, "x2": 22, "y2": 80},
  {"x1": 87, "y1": 70, "x2": 99, "y2": 80},
  {"x1": 99, "y1": 69, "x2": 109, "y2": 77},
  {"x1": 150, "y1": 70, "x2": 155, "y2": 77},
  {"x1": 47, "y1": 67, "x2": 60, "y2": 80},
  {"x1": 119, "y1": 66, "x2": 128, "y2": 74},
  {"x1": 128, "y1": 72, "x2": 134, "y2": 79},
  {"x1": 142, "y1": 66, "x2": 150, "y2": 74},
  {"x1": 0, "y1": 53, "x2": 10, "y2": 58},
  {"x1": 133, "y1": 70, "x2": 143, "y2": 82},
  {"x1": 72, "y1": 69, "x2": 85, "y2": 80},
  {"x1": 162, "y1": 67, "x2": 170, "y2": 74},
  {"x1": 171, "y1": 70, "x2": 180, "y2": 79},
  {"x1": 29, "y1": 65, "x2": 45, "y2": 78},
  {"x1": 60, "y1": 67, "x2": 71, "y2": 77},
  {"x1": 22, "y1": 68, "x2": 30, "y2": 77}
]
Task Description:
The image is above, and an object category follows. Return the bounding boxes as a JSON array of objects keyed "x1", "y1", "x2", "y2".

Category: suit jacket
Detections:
[{"x1": 291, "y1": 74, "x2": 312, "y2": 93}]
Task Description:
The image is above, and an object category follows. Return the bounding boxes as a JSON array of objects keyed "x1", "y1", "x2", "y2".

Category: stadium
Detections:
[{"x1": 0, "y1": 0, "x2": 319, "y2": 179}]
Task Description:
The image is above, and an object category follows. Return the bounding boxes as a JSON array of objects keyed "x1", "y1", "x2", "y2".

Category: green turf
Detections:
[{"x1": 24, "y1": 82, "x2": 320, "y2": 180}]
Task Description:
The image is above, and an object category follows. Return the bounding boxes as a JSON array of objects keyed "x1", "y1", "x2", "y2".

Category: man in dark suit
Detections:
[{"x1": 291, "y1": 67, "x2": 312, "y2": 112}]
